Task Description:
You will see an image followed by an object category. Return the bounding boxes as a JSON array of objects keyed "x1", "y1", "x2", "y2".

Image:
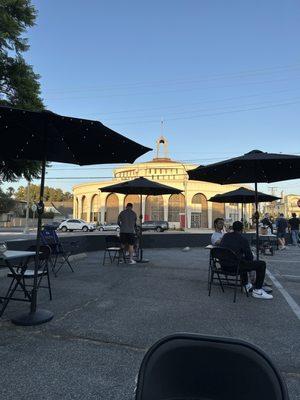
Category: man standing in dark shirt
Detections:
[
  {"x1": 220, "y1": 221, "x2": 273, "y2": 300},
  {"x1": 288, "y1": 213, "x2": 300, "y2": 246},
  {"x1": 276, "y1": 213, "x2": 288, "y2": 250},
  {"x1": 118, "y1": 203, "x2": 137, "y2": 264}
]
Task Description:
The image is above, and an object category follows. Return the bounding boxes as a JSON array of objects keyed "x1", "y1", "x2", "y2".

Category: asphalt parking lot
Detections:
[{"x1": 0, "y1": 246, "x2": 299, "y2": 399}]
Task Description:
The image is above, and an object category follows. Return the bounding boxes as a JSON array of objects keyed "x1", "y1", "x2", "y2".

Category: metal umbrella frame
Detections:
[
  {"x1": 209, "y1": 186, "x2": 280, "y2": 226},
  {"x1": 0, "y1": 106, "x2": 151, "y2": 325},
  {"x1": 188, "y1": 149, "x2": 300, "y2": 260},
  {"x1": 100, "y1": 177, "x2": 183, "y2": 262}
]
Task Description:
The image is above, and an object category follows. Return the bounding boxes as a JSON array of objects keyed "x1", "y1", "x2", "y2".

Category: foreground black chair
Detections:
[
  {"x1": 209, "y1": 246, "x2": 246, "y2": 302},
  {"x1": 135, "y1": 333, "x2": 289, "y2": 400},
  {"x1": 103, "y1": 235, "x2": 126, "y2": 265}
]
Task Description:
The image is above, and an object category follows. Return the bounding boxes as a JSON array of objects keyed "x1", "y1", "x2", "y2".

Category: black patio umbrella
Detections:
[
  {"x1": 100, "y1": 177, "x2": 182, "y2": 262},
  {"x1": 0, "y1": 106, "x2": 151, "y2": 325},
  {"x1": 188, "y1": 150, "x2": 300, "y2": 259},
  {"x1": 209, "y1": 186, "x2": 280, "y2": 226}
]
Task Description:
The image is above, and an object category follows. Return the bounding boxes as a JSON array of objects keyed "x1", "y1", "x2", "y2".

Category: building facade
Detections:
[{"x1": 73, "y1": 137, "x2": 252, "y2": 229}]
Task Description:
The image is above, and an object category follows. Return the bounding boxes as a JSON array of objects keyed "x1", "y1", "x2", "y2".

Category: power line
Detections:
[
  {"x1": 108, "y1": 99, "x2": 300, "y2": 126},
  {"x1": 46, "y1": 62, "x2": 300, "y2": 95}
]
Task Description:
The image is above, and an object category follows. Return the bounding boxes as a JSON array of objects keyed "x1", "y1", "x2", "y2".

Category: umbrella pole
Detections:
[
  {"x1": 137, "y1": 194, "x2": 149, "y2": 263},
  {"x1": 12, "y1": 158, "x2": 54, "y2": 326},
  {"x1": 255, "y1": 182, "x2": 259, "y2": 261}
]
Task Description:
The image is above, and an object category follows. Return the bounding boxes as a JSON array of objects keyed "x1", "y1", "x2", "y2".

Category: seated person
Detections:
[
  {"x1": 220, "y1": 221, "x2": 273, "y2": 300},
  {"x1": 211, "y1": 218, "x2": 225, "y2": 245}
]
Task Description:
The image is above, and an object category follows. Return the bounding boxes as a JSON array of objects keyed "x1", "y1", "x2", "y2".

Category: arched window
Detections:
[
  {"x1": 91, "y1": 194, "x2": 100, "y2": 222},
  {"x1": 81, "y1": 196, "x2": 88, "y2": 221},
  {"x1": 168, "y1": 194, "x2": 185, "y2": 222},
  {"x1": 105, "y1": 193, "x2": 119, "y2": 223},
  {"x1": 124, "y1": 194, "x2": 140, "y2": 216},
  {"x1": 191, "y1": 193, "x2": 208, "y2": 228},
  {"x1": 145, "y1": 195, "x2": 164, "y2": 221}
]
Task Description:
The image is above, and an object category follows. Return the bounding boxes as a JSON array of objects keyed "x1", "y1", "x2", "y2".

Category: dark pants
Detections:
[{"x1": 239, "y1": 260, "x2": 266, "y2": 289}]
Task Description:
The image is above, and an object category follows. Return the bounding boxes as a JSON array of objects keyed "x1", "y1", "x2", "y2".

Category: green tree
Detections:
[
  {"x1": 15, "y1": 185, "x2": 73, "y2": 203},
  {"x1": 0, "y1": 187, "x2": 15, "y2": 213},
  {"x1": 0, "y1": 0, "x2": 44, "y2": 183}
]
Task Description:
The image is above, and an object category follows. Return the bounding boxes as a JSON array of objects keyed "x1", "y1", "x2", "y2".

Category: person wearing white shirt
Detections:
[{"x1": 211, "y1": 218, "x2": 226, "y2": 245}]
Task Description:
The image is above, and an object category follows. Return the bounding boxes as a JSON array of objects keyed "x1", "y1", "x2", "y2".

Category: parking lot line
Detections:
[{"x1": 266, "y1": 269, "x2": 300, "y2": 321}]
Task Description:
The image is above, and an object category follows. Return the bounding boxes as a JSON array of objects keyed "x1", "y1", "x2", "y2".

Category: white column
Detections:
[
  {"x1": 86, "y1": 195, "x2": 92, "y2": 222},
  {"x1": 207, "y1": 201, "x2": 213, "y2": 229},
  {"x1": 77, "y1": 197, "x2": 83, "y2": 219},
  {"x1": 163, "y1": 195, "x2": 169, "y2": 221}
]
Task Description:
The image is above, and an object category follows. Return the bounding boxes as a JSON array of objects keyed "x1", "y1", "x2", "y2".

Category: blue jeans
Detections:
[{"x1": 291, "y1": 230, "x2": 299, "y2": 245}]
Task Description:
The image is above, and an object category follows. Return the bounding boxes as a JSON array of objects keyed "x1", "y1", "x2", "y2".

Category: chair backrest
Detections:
[
  {"x1": 26, "y1": 245, "x2": 51, "y2": 262},
  {"x1": 135, "y1": 334, "x2": 289, "y2": 400},
  {"x1": 40, "y1": 226, "x2": 60, "y2": 246},
  {"x1": 211, "y1": 246, "x2": 239, "y2": 270},
  {"x1": 105, "y1": 235, "x2": 121, "y2": 248}
]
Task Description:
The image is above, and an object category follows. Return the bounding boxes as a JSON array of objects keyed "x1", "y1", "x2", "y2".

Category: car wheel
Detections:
[
  {"x1": 82, "y1": 226, "x2": 88, "y2": 232},
  {"x1": 156, "y1": 227, "x2": 163, "y2": 232},
  {"x1": 61, "y1": 226, "x2": 68, "y2": 232},
  {"x1": 99, "y1": 227, "x2": 104, "y2": 231}
]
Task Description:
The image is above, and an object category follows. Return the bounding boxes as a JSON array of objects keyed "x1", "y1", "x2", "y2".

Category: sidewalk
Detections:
[{"x1": 0, "y1": 247, "x2": 299, "y2": 399}]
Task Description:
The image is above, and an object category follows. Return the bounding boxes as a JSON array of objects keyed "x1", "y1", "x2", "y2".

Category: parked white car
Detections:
[{"x1": 58, "y1": 219, "x2": 96, "y2": 232}]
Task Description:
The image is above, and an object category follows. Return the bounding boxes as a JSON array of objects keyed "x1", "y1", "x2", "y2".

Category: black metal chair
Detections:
[
  {"x1": 40, "y1": 226, "x2": 77, "y2": 276},
  {"x1": 209, "y1": 246, "x2": 246, "y2": 302},
  {"x1": 135, "y1": 333, "x2": 290, "y2": 400},
  {"x1": 7, "y1": 245, "x2": 52, "y2": 301},
  {"x1": 103, "y1": 235, "x2": 126, "y2": 265}
]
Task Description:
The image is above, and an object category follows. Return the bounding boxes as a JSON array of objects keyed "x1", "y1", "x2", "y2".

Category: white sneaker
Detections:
[
  {"x1": 252, "y1": 289, "x2": 273, "y2": 299},
  {"x1": 129, "y1": 259, "x2": 136, "y2": 264},
  {"x1": 262, "y1": 285, "x2": 273, "y2": 293},
  {"x1": 244, "y1": 283, "x2": 253, "y2": 293}
]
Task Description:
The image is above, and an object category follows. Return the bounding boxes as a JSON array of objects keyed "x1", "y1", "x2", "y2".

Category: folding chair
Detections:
[
  {"x1": 209, "y1": 246, "x2": 246, "y2": 302},
  {"x1": 7, "y1": 245, "x2": 52, "y2": 301},
  {"x1": 40, "y1": 226, "x2": 76, "y2": 276},
  {"x1": 103, "y1": 235, "x2": 126, "y2": 265},
  {"x1": 135, "y1": 333, "x2": 290, "y2": 400}
]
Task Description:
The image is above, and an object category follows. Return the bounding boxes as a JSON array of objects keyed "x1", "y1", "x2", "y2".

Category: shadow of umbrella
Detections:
[
  {"x1": 188, "y1": 150, "x2": 300, "y2": 260},
  {"x1": 100, "y1": 177, "x2": 182, "y2": 262},
  {"x1": 0, "y1": 106, "x2": 151, "y2": 325}
]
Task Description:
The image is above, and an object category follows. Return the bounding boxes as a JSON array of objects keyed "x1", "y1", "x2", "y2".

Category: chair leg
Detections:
[
  {"x1": 216, "y1": 271, "x2": 225, "y2": 292},
  {"x1": 233, "y1": 273, "x2": 239, "y2": 303}
]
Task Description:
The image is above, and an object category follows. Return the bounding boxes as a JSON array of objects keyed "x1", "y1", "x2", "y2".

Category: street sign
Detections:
[{"x1": 31, "y1": 204, "x2": 37, "y2": 212}]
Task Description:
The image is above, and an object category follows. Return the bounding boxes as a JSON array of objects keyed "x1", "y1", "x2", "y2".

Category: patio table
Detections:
[{"x1": 0, "y1": 250, "x2": 36, "y2": 317}]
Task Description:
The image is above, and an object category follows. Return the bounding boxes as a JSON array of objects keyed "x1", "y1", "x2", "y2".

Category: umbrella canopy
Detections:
[
  {"x1": 188, "y1": 149, "x2": 300, "y2": 262},
  {"x1": 0, "y1": 106, "x2": 151, "y2": 326},
  {"x1": 100, "y1": 177, "x2": 182, "y2": 195},
  {"x1": 188, "y1": 150, "x2": 300, "y2": 184},
  {"x1": 209, "y1": 187, "x2": 280, "y2": 204},
  {"x1": 0, "y1": 106, "x2": 151, "y2": 164},
  {"x1": 101, "y1": 177, "x2": 182, "y2": 263}
]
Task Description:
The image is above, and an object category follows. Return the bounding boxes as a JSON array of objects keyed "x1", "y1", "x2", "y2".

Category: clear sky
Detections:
[{"x1": 6, "y1": 0, "x2": 300, "y2": 196}]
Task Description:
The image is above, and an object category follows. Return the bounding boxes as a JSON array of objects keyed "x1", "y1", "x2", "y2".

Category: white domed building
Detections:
[{"x1": 73, "y1": 137, "x2": 251, "y2": 229}]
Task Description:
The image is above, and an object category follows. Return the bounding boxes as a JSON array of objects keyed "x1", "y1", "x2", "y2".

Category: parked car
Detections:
[
  {"x1": 58, "y1": 219, "x2": 96, "y2": 232},
  {"x1": 142, "y1": 221, "x2": 169, "y2": 232},
  {"x1": 43, "y1": 220, "x2": 64, "y2": 231},
  {"x1": 98, "y1": 223, "x2": 120, "y2": 232}
]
